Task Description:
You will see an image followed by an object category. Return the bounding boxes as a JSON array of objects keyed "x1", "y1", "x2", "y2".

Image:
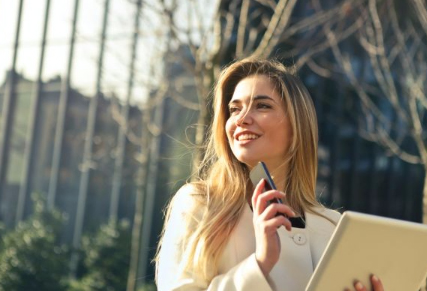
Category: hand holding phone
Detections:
[
  {"x1": 250, "y1": 162, "x2": 305, "y2": 228},
  {"x1": 249, "y1": 161, "x2": 283, "y2": 205},
  {"x1": 249, "y1": 162, "x2": 302, "y2": 275}
]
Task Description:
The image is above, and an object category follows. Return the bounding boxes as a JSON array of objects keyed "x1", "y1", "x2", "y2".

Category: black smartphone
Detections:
[
  {"x1": 249, "y1": 161, "x2": 305, "y2": 228},
  {"x1": 249, "y1": 161, "x2": 282, "y2": 205}
]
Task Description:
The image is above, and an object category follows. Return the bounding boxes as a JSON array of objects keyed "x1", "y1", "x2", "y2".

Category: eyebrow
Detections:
[{"x1": 228, "y1": 95, "x2": 276, "y2": 106}]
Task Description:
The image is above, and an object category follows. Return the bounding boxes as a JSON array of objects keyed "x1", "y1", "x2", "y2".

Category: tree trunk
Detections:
[
  {"x1": 418, "y1": 167, "x2": 427, "y2": 290},
  {"x1": 191, "y1": 65, "x2": 216, "y2": 176},
  {"x1": 192, "y1": 104, "x2": 208, "y2": 175},
  {"x1": 126, "y1": 112, "x2": 151, "y2": 291},
  {"x1": 423, "y1": 170, "x2": 427, "y2": 225}
]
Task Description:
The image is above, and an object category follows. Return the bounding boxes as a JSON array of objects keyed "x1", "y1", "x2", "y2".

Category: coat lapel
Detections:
[{"x1": 218, "y1": 205, "x2": 339, "y2": 291}]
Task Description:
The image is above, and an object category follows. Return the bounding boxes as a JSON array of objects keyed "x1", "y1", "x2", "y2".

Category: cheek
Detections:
[
  {"x1": 225, "y1": 119, "x2": 235, "y2": 141},
  {"x1": 276, "y1": 120, "x2": 292, "y2": 146}
]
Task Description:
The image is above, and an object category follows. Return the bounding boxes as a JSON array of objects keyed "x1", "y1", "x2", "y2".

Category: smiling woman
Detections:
[
  {"x1": 154, "y1": 58, "x2": 384, "y2": 291},
  {"x1": 225, "y1": 75, "x2": 293, "y2": 175}
]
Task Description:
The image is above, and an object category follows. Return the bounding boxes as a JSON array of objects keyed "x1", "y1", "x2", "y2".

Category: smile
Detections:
[{"x1": 237, "y1": 133, "x2": 260, "y2": 141}]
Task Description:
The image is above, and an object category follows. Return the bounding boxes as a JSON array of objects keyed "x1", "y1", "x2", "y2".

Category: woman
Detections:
[{"x1": 155, "y1": 58, "x2": 384, "y2": 291}]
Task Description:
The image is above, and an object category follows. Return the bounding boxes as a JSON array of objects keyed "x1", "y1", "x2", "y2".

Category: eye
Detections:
[
  {"x1": 229, "y1": 106, "x2": 241, "y2": 115},
  {"x1": 256, "y1": 102, "x2": 272, "y2": 109}
]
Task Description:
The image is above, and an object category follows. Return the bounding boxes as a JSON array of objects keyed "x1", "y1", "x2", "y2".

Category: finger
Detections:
[
  {"x1": 254, "y1": 190, "x2": 290, "y2": 216},
  {"x1": 370, "y1": 275, "x2": 384, "y2": 291},
  {"x1": 354, "y1": 281, "x2": 367, "y2": 291},
  {"x1": 258, "y1": 215, "x2": 291, "y2": 233},
  {"x1": 252, "y1": 179, "x2": 267, "y2": 212},
  {"x1": 260, "y1": 203, "x2": 296, "y2": 221},
  {"x1": 258, "y1": 210, "x2": 292, "y2": 231}
]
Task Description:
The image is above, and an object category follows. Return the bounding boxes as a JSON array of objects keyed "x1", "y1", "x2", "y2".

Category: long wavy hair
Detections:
[{"x1": 155, "y1": 58, "x2": 323, "y2": 283}]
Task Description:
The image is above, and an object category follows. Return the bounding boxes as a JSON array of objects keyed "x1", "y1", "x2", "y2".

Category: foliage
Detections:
[
  {"x1": 137, "y1": 283, "x2": 157, "y2": 291},
  {"x1": 0, "y1": 192, "x2": 133, "y2": 291},
  {"x1": 0, "y1": 193, "x2": 69, "y2": 291},
  {"x1": 0, "y1": 222, "x2": 6, "y2": 248},
  {"x1": 69, "y1": 219, "x2": 131, "y2": 291}
]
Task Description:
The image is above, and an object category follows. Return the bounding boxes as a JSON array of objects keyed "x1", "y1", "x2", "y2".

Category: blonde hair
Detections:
[{"x1": 156, "y1": 58, "x2": 323, "y2": 283}]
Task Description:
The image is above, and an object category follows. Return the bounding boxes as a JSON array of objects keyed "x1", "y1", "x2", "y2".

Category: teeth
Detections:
[{"x1": 238, "y1": 134, "x2": 259, "y2": 141}]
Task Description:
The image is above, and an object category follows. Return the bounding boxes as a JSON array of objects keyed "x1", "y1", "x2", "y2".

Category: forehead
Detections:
[{"x1": 230, "y1": 75, "x2": 280, "y2": 101}]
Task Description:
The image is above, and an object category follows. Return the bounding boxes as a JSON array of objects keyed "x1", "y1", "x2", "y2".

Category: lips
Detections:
[{"x1": 235, "y1": 132, "x2": 260, "y2": 141}]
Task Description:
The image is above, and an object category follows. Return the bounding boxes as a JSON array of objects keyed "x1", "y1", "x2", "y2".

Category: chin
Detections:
[{"x1": 235, "y1": 156, "x2": 259, "y2": 169}]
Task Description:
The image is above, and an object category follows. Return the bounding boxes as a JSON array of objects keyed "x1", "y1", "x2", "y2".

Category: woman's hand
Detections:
[
  {"x1": 345, "y1": 275, "x2": 384, "y2": 291},
  {"x1": 251, "y1": 179, "x2": 296, "y2": 277}
]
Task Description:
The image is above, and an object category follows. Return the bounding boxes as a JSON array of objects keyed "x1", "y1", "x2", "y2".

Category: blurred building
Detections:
[{"x1": 0, "y1": 72, "x2": 142, "y2": 239}]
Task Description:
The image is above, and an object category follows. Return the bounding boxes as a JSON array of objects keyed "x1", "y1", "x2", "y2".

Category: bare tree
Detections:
[
  {"x1": 151, "y1": 0, "x2": 363, "y2": 174},
  {"x1": 109, "y1": 68, "x2": 169, "y2": 291},
  {"x1": 125, "y1": 84, "x2": 168, "y2": 291},
  {"x1": 318, "y1": 0, "x2": 427, "y2": 224},
  {"x1": 127, "y1": 0, "x2": 427, "y2": 288}
]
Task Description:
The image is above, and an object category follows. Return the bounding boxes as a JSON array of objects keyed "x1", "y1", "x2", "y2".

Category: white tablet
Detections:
[{"x1": 306, "y1": 211, "x2": 427, "y2": 291}]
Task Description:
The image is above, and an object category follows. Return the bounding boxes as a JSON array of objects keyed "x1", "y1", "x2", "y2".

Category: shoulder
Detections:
[
  {"x1": 170, "y1": 183, "x2": 206, "y2": 209},
  {"x1": 307, "y1": 206, "x2": 342, "y2": 227},
  {"x1": 160, "y1": 183, "x2": 207, "y2": 250},
  {"x1": 315, "y1": 207, "x2": 341, "y2": 224},
  {"x1": 168, "y1": 183, "x2": 207, "y2": 224},
  {"x1": 171, "y1": 183, "x2": 201, "y2": 207}
]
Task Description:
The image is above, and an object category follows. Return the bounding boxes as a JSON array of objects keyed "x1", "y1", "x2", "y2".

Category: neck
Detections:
[{"x1": 268, "y1": 162, "x2": 288, "y2": 192}]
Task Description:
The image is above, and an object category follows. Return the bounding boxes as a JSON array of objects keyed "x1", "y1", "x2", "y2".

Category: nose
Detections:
[{"x1": 235, "y1": 109, "x2": 253, "y2": 126}]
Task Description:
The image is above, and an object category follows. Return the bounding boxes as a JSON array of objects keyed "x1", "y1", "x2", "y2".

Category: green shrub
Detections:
[
  {"x1": 0, "y1": 222, "x2": 6, "y2": 248},
  {"x1": 0, "y1": 193, "x2": 69, "y2": 291},
  {"x1": 137, "y1": 283, "x2": 157, "y2": 291},
  {"x1": 70, "y1": 219, "x2": 131, "y2": 291}
]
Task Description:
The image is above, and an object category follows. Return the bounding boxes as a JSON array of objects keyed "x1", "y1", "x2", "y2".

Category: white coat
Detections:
[{"x1": 157, "y1": 186, "x2": 341, "y2": 291}]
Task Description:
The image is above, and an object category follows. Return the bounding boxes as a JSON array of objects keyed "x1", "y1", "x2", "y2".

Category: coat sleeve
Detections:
[{"x1": 156, "y1": 186, "x2": 273, "y2": 291}]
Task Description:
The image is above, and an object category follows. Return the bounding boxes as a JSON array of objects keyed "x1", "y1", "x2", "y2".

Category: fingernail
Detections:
[
  {"x1": 372, "y1": 275, "x2": 379, "y2": 282},
  {"x1": 355, "y1": 282, "x2": 363, "y2": 290}
]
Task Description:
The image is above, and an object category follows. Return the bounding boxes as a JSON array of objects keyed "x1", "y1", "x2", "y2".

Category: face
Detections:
[{"x1": 225, "y1": 75, "x2": 292, "y2": 170}]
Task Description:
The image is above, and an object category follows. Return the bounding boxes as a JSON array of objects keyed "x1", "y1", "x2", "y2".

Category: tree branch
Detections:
[{"x1": 252, "y1": 0, "x2": 298, "y2": 58}]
